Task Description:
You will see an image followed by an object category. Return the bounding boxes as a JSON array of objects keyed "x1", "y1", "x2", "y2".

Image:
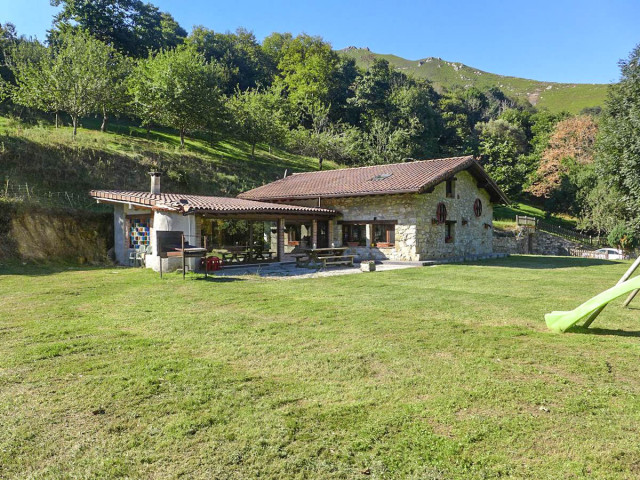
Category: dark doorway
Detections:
[{"x1": 317, "y1": 221, "x2": 329, "y2": 248}]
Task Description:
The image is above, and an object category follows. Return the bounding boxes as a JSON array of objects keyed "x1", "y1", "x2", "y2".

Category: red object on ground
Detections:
[{"x1": 206, "y1": 256, "x2": 222, "y2": 271}]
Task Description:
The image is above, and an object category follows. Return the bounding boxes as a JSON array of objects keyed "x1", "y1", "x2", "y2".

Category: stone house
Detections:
[
  {"x1": 239, "y1": 155, "x2": 509, "y2": 261},
  {"x1": 90, "y1": 155, "x2": 508, "y2": 271}
]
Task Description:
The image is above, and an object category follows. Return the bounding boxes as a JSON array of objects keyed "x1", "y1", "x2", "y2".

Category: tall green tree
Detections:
[
  {"x1": 593, "y1": 43, "x2": 640, "y2": 233},
  {"x1": 50, "y1": 0, "x2": 186, "y2": 56},
  {"x1": 5, "y1": 40, "x2": 53, "y2": 114},
  {"x1": 272, "y1": 34, "x2": 343, "y2": 122},
  {"x1": 128, "y1": 45, "x2": 223, "y2": 146},
  {"x1": 9, "y1": 30, "x2": 121, "y2": 136},
  {"x1": 187, "y1": 27, "x2": 273, "y2": 93},
  {"x1": 227, "y1": 86, "x2": 286, "y2": 158},
  {"x1": 476, "y1": 118, "x2": 529, "y2": 195}
]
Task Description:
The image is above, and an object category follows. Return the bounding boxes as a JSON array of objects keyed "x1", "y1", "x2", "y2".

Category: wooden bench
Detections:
[{"x1": 315, "y1": 255, "x2": 356, "y2": 268}]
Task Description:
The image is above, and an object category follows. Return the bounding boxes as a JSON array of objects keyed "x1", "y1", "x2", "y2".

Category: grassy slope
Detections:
[
  {"x1": 0, "y1": 116, "x2": 335, "y2": 198},
  {"x1": 341, "y1": 49, "x2": 609, "y2": 114},
  {"x1": 494, "y1": 202, "x2": 578, "y2": 230},
  {"x1": 1, "y1": 257, "x2": 640, "y2": 478}
]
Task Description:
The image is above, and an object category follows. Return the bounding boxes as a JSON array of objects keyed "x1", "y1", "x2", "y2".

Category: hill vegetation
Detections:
[
  {"x1": 0, "y1": 115, "x2": 331, "y2": 199},
  {"x1": 341, "y1": 48, "x2": 609, "y2": 114}
]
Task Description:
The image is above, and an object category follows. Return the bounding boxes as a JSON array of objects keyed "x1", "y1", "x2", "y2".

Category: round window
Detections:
[{"x1": 473, "y1": 198, "x2": 482, "y2": 217}]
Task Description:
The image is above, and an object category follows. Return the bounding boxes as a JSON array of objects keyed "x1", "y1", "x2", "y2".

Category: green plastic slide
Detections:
[{"x1": 545, "y1": 275, "x2": 640, "y2": 332}]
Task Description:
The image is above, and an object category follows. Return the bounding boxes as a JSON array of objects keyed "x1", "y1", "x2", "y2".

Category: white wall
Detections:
[{"x1": 146, "y1": 211, "x2": 198, "y2": 272}]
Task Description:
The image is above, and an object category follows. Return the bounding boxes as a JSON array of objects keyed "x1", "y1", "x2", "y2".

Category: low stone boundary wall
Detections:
[{"x1": 493, "y1": 229, "x2": 591, "y2": 256}]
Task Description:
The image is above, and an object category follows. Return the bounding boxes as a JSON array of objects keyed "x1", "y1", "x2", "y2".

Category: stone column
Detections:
[
  {"x1": 312, "y1": 219, "x2": 318, "y2": 249},
  {"x1": 277, "y1": 218, "x2": 285, "y2": 261},
  {"x1": 365, "y1": 223, "x2": 372, "y2": 248}
]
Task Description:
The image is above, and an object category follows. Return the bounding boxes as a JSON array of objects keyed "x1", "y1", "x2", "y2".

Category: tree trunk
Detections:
[
  {"x1": 100, "y1": 107, "x2": 108, "y2": 132},
  {"x1": 72, "y1": 115, "x2": 78, "y2": 138},
  {"x1": 319, "y1": 157, "x2": 323, "y2": 170},
  {"x1": 251, "y1": 141, "x2": 256, "y2": 159},
  {"x1": 268, "y1": 145, "x2": 272, "y2": 154},
  {"x1": 55, "y1": 112, "x2": 59, "y2": 129},
  {"x1": 180, "y1": 128, "x2": 185, "y2": 148}
]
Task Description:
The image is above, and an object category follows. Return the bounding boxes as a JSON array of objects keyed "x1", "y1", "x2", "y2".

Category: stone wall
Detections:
[
  {"x1": 493, "y1": 229, "x2": 588, "y2": 256},
  {"x1": 286, "y1": 170, "x2": 495, "y2": 261},
  {"x1": 415, "y1": 170, "x2": 493, "y2": 260}
]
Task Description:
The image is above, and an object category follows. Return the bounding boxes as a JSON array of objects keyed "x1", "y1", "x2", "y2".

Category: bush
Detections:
[{"x1": 607, "y1": 223, "x2": 637, "y2": 251}]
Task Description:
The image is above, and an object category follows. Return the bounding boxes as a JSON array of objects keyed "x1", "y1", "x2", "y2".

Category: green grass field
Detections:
[{"x1": 2, "y1": 256, "x2": 640, "y2": 478}]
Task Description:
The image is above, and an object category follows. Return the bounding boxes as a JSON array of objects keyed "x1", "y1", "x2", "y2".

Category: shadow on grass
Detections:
[
  {"x1": 194, "y1": 275, "x2": 246, "y2": 283},
  {"x1": 0, "y1": 262, "x2": 117, "y2": 277},
  {"x1": 474, "y1": 255, "x2": 623, "y2": 269},
  {"x1": 566, "y1": 326, "x2": 640, "y2": 338}
]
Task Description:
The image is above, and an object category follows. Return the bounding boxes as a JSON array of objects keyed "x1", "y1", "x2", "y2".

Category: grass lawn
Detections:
[
  {"x1": 494, "y1": 202, "x2": 578, "y2": 230},
  {"x1": 2, "y1": 256, "x2": 640, "y2": 478}
]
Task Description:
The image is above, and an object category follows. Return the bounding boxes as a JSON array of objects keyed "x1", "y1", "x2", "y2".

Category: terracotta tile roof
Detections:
[
  {"x1": 89, "y1": 190, "x2": 336, "y2": 216},
  {"x1": 238, "y1": 156, "x2": 509, "y2": 203}
]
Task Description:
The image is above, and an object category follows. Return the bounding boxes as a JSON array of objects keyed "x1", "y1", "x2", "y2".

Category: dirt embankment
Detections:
[{"x1": 0, "y1": 203, "x2": 112, "y2": 263}]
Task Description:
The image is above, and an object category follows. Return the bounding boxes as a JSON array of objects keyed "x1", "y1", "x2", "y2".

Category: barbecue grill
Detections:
[{"x1": 156, "y1": 231, "x2": 207, "y2": 278}]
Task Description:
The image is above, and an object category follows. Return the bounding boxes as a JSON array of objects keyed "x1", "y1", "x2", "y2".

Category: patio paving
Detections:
[{"x1": 213, "y1": 261, "x2": 423, "y2": 280}]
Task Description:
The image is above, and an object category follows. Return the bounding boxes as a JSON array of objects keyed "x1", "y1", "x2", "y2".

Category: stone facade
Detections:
[{"x1": 284, "y1": 170, "x2": 494, "y2": 261}]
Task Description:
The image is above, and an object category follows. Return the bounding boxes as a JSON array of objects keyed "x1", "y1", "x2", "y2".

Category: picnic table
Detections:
[
  {"x1": 221, "y1": 245, "x2": 276, "y2": 263},
  {"x1": 295, "y1": 247, "x2": 355, "y2": 268}
]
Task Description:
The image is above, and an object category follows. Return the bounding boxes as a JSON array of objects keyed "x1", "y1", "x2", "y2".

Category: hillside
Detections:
[
  {"x1": 0, "y1": 116, "x2": 334, "y2": 203},
  {"x1": 341, "y1": 48, "x2": 609, "y2": 114}
]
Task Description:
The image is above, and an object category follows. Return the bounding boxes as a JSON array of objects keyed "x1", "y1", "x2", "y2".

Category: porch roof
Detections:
[{"x1": 89, "y1": 190, "x2": 336, "y2": 218}]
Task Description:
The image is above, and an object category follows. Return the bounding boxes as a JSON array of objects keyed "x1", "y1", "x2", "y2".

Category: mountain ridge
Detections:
[{"x1": 339, "y1": 47, "x2": 609, "y2": 113}]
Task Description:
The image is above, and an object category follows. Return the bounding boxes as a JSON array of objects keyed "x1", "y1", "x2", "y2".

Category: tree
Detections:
[
  {"x1": 94, "y1": 50, "x2": 131, "y2": 132},
  {"x1": 593, "y1": 43, "x2": 640, "y2": 233},
  {"x1": 476, "y1": 118, "x2": 529, "y2": 195},
  {"x1": 9, "y1": 30, "x2": 120, "y2": 136},
  {"x1": 528, "y1": 116, "x2": 598, "y2": 212},
  {"x1": 128, "y1": 45, "x2": 223, "y2": 147},
  {"x1": 227, "y1": 86, "x2": 286, "y2": 158},
  {"x1": 187, "y1": 27, "x2": 273, "y2": 94},
  {"x1": 273, "y1": 34, "x2": 342, "y2": 121},
  {"x1": 0, "y1": 22, "x2": 18, "y2": 87},
  {"x1": 50, "y1": 0, "x2": 186, "y2": 56},
  {"x1": 5, "y1": 39, "x2": 52, "y2": 112}
]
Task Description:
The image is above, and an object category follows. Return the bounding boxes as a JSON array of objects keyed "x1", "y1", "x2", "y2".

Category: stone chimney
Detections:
[{"x1": 149, "y1": 171, "x2": 161, "y2": 194}]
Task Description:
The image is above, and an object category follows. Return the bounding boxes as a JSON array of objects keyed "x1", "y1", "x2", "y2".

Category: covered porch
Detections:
[{"x1": 89, "y1": 188, "x2": 338, "y2": 273}]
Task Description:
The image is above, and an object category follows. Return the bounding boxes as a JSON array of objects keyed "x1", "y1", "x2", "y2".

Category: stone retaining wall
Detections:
[
  {"x1": 493, "y1": 229, "x2": 589, "y2": 256},
  {"x1": 0, "y1": 203, "x2": 112, "y2": 263}
]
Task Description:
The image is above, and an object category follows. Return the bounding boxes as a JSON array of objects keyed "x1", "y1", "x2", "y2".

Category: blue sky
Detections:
[{"x1": 2, "y1": 0, "x2": 638, "y2": 84}]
